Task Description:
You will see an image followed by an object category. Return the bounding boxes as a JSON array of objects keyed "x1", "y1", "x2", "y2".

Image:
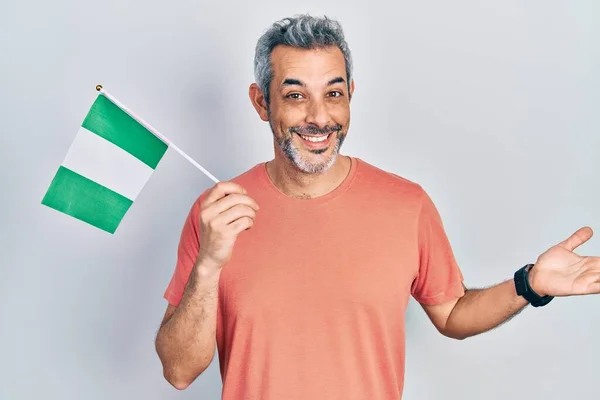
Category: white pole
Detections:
[{"x1": 95, "y1": 85, "x2": 220, "y2": 184}]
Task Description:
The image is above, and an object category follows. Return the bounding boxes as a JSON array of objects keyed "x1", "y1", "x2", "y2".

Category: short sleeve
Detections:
[
  {"x1": 411, "y1": 188, "x2": 465, "y2": 305},
  {"x1": 163, "y1": 195, "x2": 204, "y2": 307}
]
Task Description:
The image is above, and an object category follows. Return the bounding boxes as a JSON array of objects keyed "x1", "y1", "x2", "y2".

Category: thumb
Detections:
[{"x1": 557, "y1": 226, "x2": 593, "y2": 252}]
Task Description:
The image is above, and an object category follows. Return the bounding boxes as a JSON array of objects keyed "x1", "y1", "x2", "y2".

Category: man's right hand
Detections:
[{"x1": 196, "y1": 181, "x2": 259, "y2": 270}]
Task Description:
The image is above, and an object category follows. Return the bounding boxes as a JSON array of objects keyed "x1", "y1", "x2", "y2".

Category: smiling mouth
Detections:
[{"x1": 298, "y1": 133, "x2": 331, "y2": 143}]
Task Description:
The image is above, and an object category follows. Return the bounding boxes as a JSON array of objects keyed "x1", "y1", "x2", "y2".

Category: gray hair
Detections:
[{"x1": 253, "y1": 14, "x2": 353, "y2": 106}]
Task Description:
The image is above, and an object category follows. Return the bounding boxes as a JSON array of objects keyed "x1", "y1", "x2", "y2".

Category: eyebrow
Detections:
[{"x1": 282, "y1": 76, "x2": 346, "y2": 87}]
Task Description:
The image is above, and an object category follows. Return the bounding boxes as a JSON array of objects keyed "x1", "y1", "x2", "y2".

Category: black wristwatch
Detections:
[{"x1": 514, "y1": 264, "x2": 554, "y2": 307}]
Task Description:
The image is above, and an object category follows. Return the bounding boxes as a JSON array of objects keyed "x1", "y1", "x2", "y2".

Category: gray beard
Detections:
[{"x1": 270, "y1": 122, "x2": 346, "y2": 174}]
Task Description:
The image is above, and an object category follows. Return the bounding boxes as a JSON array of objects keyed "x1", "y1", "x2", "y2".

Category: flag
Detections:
[{"x1": 41, "y1": 92, "x2": 168, "y2": 233}]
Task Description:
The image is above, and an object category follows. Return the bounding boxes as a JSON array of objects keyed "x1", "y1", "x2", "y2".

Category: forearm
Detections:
[
  {"x1": 444, "y1": 279, "x2": 528, "y2": 340},
  {"x1": 155, "y1": 260, "x2": 221, "y2": 389}
]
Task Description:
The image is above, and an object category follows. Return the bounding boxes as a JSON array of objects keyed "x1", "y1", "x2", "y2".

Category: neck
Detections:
[{"x1": 266, "y1": 153, "x2": 351, "y2": 199}]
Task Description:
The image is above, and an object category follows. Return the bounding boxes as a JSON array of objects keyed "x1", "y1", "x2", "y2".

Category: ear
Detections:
[
  {"x1": 249, "y1": 83, "x2": 269, "y2": 121},
  {"x1": 348, "y1": 79, "x2": 355, "y2": 102}
]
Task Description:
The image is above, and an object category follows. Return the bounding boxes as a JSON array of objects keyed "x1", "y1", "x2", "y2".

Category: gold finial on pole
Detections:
[{"x1": 96, "y1": 84, "x2": 103, "y2": 91}]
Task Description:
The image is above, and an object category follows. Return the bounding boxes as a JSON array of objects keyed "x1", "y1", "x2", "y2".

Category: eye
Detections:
[
  {"x1": 328, "y1": 91, "x2": 344, "y2": 98},
  {"x1": 286, "y1": 93, "x2": 304, "y2": 99}
]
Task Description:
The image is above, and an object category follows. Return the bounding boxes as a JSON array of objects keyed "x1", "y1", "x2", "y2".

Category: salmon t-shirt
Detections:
[{"x1": 163, "y1": 156, "x2": 465, "y2": 400}]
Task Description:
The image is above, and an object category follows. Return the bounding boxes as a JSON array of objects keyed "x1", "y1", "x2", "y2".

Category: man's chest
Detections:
[{"x1": 217, "y1": 206, "x2": 420, "y2": 324}]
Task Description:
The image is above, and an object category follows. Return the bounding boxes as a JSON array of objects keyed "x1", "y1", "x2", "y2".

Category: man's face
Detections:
[{"x1": 253, "y1": 45, "x2": 354, "y2": 174}]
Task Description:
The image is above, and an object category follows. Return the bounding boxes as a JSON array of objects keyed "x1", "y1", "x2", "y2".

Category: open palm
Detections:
[{"x1": 529, "y1": 226, "x2": 600, "y2": 297}]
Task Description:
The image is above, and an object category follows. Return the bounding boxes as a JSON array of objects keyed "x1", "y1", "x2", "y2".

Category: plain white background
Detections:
[{"x1": 1, "y1": 1, "x2": 598, "y2": 399}]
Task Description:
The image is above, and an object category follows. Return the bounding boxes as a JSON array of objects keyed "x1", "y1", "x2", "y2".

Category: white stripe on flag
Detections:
[{"x1": 62, "y1": 127, "x2": 155, "y2": 200}]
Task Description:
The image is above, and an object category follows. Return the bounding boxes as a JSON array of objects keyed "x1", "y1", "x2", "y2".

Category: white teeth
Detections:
[{"x1": 300, "y1": 134, "x2": 329, "y2": 143}]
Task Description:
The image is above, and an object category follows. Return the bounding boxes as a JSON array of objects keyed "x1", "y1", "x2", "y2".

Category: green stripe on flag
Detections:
[
  {"x1": 82, "y1": 95, "x2": 168, "y2": 169},
  {"x1": 42, "y1": 166, "x2": 133, "y2": 233}
]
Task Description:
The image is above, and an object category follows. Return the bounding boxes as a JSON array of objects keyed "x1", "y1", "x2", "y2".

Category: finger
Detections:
[
  {"x1": 583, "y1": 281, "x2": 600, "y2": 295},
  {"x1": 229, "y1": 216, "x2": 254, "y2": 234},
  {"x1": 200, "y1": 194, "x2": 259, "y2": 224},
  {"x1": 211, "y1": 193, "x2": 259, "y2": 215},
  {"x1": 213, "y1": 204, "x2": 256, "y2": 227},
  {"x1": 558, "y1": 226, "x2": 594, "y2": 252},
  {"x1": 202, "y1": 182, "x2": 247, "y2": 209}
]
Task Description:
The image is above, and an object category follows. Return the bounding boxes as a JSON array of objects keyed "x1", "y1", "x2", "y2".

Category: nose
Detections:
[{"x1": 305, "y1": 98, "x2": 331, "y2": 129}]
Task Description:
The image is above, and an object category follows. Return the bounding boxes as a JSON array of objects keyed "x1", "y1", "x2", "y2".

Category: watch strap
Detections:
[{"x1": 514, "y1": 264, "x2": 554, "y2": 307}]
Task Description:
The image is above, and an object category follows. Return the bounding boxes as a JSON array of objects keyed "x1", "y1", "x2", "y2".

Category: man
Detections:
[{"x1": 155, "y1": 14, "x2": 599, "y2": 399}]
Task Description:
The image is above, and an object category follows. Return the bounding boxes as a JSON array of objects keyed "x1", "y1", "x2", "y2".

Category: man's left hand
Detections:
[{"x1": 528, "y1": 226, "x2": 600, "y2": 297}]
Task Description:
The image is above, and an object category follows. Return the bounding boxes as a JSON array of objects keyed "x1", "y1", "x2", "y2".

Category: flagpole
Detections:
[{"x1": 95, "y1": 85, "x2": 220, "y2": 184}]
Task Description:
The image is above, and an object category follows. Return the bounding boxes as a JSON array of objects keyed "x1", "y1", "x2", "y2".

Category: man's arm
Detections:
[
  {"x1": 156, "y1": 181, "x2": 258, "y2": 389},
  {"x1": 421, "y1": 226, "x2": 600, "y2": 340},
  {"x1": 421, "y1": 279, "x2": 528, "y2": 340},
  {"x1": 155, "y1": 260, "x2": 221, "y2": 390}
]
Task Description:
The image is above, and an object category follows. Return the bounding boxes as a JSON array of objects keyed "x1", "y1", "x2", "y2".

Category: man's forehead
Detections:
[{"x1": 270, "y1": 45, "x2": 346, "y2": 82}]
